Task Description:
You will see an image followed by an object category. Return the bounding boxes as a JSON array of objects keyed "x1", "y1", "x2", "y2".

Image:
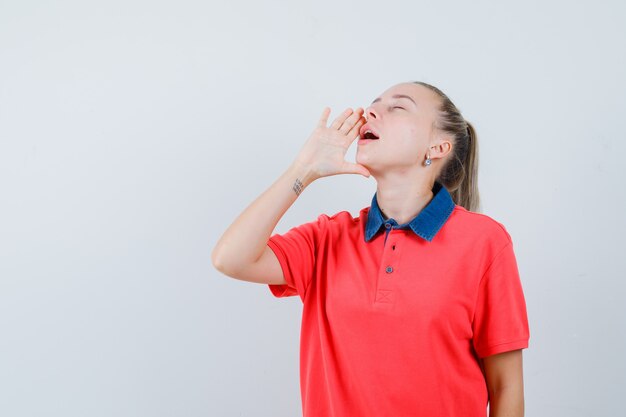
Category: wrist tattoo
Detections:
[{"x1": 292, "y1": 178, "x2": 304, "y2": 196}]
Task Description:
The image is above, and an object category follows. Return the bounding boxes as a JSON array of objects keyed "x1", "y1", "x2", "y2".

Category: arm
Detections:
[
  {"x1": 211, "y1": 161, "x2": 317, "y2": 283},
  {"x1": 211, "y1": 107, "x2": 369, "y2": 283},
  {"x1": 483, "y1": 349, "x2": 525, "y2": 417}
]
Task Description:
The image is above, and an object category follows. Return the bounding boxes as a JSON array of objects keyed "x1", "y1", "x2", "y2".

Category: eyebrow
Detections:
[{"x1": 371, "y1": 94, "x2": 417, "y2": 107}]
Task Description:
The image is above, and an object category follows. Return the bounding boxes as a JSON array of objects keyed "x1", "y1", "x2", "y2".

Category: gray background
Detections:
[{"x1": 1, "y1": 0, "x2": 625, "y2": 416}]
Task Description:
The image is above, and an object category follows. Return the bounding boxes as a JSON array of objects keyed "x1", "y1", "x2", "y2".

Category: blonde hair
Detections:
[{"x1": 411, "y1": 81, "x2": 481, "y2": 213}]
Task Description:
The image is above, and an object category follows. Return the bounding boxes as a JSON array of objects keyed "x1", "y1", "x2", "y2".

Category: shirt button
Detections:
[
  {"x1": 385, "y1": 223, "x2": 392, "y2": 229},
  {"x1": 385, "y1": 266, "x2": 393, "y2": 273}
]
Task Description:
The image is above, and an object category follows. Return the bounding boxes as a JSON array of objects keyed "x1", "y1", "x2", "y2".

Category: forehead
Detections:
[{"x1": 377, "y1": 83, "x2": 438, "y2": 106}]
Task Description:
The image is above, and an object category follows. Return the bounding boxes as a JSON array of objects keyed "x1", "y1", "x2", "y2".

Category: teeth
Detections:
[{"x1": 362, "y1": 129, "x2": 378, "y2": 140}]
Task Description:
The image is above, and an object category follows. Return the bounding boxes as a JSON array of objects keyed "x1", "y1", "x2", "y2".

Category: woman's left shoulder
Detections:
[{"x1": 450, "y1": 205, "x2": 513, "y2": 244}]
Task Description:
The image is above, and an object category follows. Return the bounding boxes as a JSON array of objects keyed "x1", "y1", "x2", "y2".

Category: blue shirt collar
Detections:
[{"x1": 364, "y1": 181, "x2": 455, "y2": 242}]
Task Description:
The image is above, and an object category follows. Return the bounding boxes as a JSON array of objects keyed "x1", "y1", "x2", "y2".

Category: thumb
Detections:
[{"x1": 340, "y1": 161, "x2": 371, "y2": 178}]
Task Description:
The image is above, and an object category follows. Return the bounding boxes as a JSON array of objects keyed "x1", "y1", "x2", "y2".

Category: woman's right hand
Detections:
[{"x1": 293, "y1": 107, "x2": 371, "y2": 180}]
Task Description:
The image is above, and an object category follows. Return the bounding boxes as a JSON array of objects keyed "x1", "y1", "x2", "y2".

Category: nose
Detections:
[{"x1": 365, "y1": 106, "x2": 378, "y2": 120}]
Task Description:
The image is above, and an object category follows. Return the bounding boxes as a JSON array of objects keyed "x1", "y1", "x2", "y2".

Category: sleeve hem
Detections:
[
  {"x1": 266, "y1": 238, "x2": 302, "y2": 300},
  {"x1": 476, "y1": 338, "x2": 529, "y2": 358}
]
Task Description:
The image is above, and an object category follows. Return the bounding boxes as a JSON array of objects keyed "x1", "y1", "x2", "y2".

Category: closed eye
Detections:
[{"x1": 390, "y1": 106, "x2": 405, "y2": 110}]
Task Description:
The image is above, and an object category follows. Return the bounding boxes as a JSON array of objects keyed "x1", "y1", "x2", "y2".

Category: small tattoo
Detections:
[{"x1": 292, "y1": 178, "x2": 304, "y2": 196}]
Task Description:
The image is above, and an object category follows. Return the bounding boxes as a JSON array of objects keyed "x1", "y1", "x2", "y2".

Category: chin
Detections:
[
  {"x1": 356, "y1": 156, "x2": 381, "y2": 173},
  {"x1": 355, "y1": 154, "x2": 370, "y2": 167}
]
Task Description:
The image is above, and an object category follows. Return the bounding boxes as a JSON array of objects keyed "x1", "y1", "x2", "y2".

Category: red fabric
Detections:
[{"x1": 267, "y1": 205, "x2": 530, "y2": 417}]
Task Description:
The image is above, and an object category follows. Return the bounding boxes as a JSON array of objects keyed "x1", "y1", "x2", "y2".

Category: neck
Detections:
[{"x1": 375, "y1": 176, "x2": 435, "y2": 225}]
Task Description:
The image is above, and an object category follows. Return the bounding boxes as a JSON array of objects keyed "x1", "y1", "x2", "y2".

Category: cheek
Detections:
[{"x1": 397, "y1": 127, "x2": 423, "y2": 149}]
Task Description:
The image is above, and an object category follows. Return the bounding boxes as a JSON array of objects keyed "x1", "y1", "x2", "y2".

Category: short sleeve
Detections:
[
  {"x1": 472, "y1": 239, "x2": 530, "y2": 358},
  {"x1": 266, "y1": 214, "x2": 328, "y2": 301}
]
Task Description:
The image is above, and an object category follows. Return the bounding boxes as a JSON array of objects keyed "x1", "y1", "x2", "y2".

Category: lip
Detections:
[
  {"x1": 359, "y1": 123, "x2": 380, "y2": 140},
  {"x1": 357, "y1": 138, "x2": 377, "y2": 145}
]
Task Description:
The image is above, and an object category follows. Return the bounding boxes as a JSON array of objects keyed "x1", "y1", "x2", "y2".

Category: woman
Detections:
[{"x1": 212, "y1": 81, "x2": 530, "y2": 417}]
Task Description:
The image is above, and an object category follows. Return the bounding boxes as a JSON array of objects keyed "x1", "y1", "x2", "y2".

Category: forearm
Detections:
[
  {"x1": 488, "y1": 387, "x2": 524, "y2": 417},
  {"x1": 211, "y1": 161, "x2": 317, "y2": 274}
]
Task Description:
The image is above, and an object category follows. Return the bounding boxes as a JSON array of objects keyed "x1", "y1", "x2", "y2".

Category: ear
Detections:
[{"x1": 429, "y1": 136, "x2": 453, "y2": 160}]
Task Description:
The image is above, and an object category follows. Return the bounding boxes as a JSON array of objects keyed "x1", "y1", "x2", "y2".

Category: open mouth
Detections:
[
  {"x1": 363, "y1": 131, "x2": 379, "y2": 140},
  {"x1": 359, "y1": 124, "x2": 381, "y2": 142},
  {"x1": 361, "y1": 130, "x2": 380, "y2": 140}
]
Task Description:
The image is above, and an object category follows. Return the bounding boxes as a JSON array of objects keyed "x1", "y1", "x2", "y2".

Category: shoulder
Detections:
[
  {"x1": 320, "y1": 209, "x2": 363, "y2": 228},
  {"x1": 449, "y1": 205, "x2": 513, "y2": 247},
  {"x1": 307, "y1": 209, "x2": 363, "y2": 238}
]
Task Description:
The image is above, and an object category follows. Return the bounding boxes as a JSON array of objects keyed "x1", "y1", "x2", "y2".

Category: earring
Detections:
[{"x1": 424, "y1": 153, "x2": 432, "y2": 166}]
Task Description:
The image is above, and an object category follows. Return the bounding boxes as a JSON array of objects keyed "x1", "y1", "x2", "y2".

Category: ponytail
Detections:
[
  {"x1": 411, "y1": 81, "x2": 481, "y2": 212},
  {"x1": 447, "y1": 120, "x2": 480, "y2": 213}
]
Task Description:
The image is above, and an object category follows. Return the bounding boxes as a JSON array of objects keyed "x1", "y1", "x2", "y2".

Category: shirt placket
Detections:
[{"x1": 376, "y1": 220, "x2": 403, "y2": 305}]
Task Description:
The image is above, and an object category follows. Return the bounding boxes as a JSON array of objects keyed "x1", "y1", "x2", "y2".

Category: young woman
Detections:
[{"x1": 212, "y1": 81, "x2": 530, "y2": 417}]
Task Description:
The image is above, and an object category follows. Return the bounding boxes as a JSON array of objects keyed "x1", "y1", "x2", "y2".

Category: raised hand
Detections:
[{"x1": 293, "y1": 107, "x2": 371, "y2": 180}]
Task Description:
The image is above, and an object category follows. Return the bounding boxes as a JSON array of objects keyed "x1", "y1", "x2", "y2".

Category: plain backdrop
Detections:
[{"x1": 1, "y1": 1, "x2": 625, "y2": 416}]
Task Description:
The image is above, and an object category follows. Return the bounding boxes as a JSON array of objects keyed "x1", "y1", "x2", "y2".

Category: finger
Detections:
[
  {"x1": 343, "y1": 113, "x2": 365, "y2": 138},
  {"x1": 330, "y1": 108, "x2": 353, "y2": 130},
  {"x1": 338, "y1": 108, "x2": 364, "y2": 135},
  {"x1": 318, "y1": 107, "x2": 331, "y2": 127},
  {"x1": 340, "y1": 161, "x2": 371, "y2": 177}
]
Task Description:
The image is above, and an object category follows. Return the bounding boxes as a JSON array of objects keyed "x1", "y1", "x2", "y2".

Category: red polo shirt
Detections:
[{"x1": 266, "y1": 182, "x2": 530, "y2": 417}]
